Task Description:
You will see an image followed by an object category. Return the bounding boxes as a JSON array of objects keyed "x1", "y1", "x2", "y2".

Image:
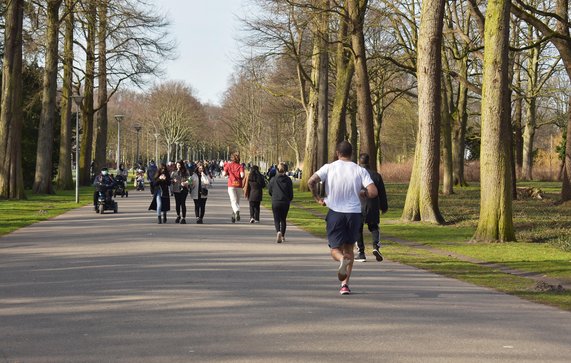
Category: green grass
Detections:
[
  {"x1": 273, "y1": 181, "x2": 571, "y2": 311},
  {"x1": 0, "y1": 187, "x2": 94, "y2": 236}
]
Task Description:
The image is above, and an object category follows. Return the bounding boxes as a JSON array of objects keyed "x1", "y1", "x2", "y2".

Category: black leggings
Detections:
[
  {"x1": 174, "y1": 189, "x2": 188, "y2": 218},
  {"x1": 272, "y1": 202, "x2": 290, "y2": 235},
  {"x1": 193, "y1": 198, "x2": 207, "y2": 219}
]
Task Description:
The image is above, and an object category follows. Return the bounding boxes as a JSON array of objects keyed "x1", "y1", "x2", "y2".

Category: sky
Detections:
[{"x1": 155, "y1": 0, "x2": 249, "y2": 105}]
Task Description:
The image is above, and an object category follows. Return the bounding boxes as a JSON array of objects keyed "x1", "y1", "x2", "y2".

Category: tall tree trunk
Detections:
[
  {"x1": 441, "y1": 74, "x2": 454, "y2": 195},
  {"x1": 80, "y1": 1, "x2": 96, "y2": 186},
  {"x1": 329, "y1": 5, "x2": 354, "y2": 162},
  {"x1": 316, "y1": 2, "x2": 329, "y2": 167},
  {"x1": 33, "y1": 0, "x2": 63, "y2": 194},
  {"x1": 473, "y1": 0, "x2": 515, "y2": 242},
  {"x1": 451, "y1": 59, "x2": 469, "y2": 187},
  {"x1": 401, "y1": 0, "x2": 446, "y2": 224},
  {"x1": 94, "y1": 0, "x2": 109, "y2": 171},
  {"x1": 521, "y1": 35, "x2": 539, "y2": 181},
  {"x1": 512, "y1": 72, "x2": 524, "y2": 179},
  {"x1": 0, "y1": 0, "x2": 25, "y2": 199},
  {"x1": 299, "y1": 33, "x2": 321, "y2": 192},
  {"x1": 56, "y1": 0, "x2": 75, "y2": 190},
  {"x1": 348, "y1": 0, "x2": 376, "y2": 170}
]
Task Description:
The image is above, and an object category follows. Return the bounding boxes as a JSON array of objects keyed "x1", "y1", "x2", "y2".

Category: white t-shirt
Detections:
[{"x1": 315, "y1": 159, "x2": 374, "y2": 213}]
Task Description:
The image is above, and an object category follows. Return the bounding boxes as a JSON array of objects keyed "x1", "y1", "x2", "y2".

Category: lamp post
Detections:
[
  {"x1": 114, "y1": 115, "x2": 124, "y2": 171},
  {"x1": 154, "y1": 133, "x2": 160, "y2": 163},
  {"x1": 72, "y1": 95, "x2": 84, "y2": 203},
  {"x1": 134, "y1": 124, "x2": 142, "y2": 166}
]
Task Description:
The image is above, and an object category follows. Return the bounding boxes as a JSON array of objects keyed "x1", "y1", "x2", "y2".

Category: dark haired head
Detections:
[
  {"x1": 336, "y1": 140, "x2": 353, "y2": 158},
  {"x1": 359, "y1": 153, "x2": 370, "y2": 166}
]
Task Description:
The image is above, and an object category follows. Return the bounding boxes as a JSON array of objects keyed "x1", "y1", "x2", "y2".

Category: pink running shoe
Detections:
[{"x1": 339, "y1": 284, "x2": 351, "y2": 295}]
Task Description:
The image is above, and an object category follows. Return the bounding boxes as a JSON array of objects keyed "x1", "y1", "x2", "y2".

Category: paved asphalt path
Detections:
[{"x1": 1, "y1": 178, "x2": 570, "y2": 363}]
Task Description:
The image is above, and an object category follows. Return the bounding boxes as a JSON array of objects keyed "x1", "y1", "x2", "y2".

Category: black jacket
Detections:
[
  {"x1": 362, "y1": 168, "x2": 388, "y2": 225},
  {"x1": 247, "y1": 170, "x2": 266, "y2": 202},
  {"x1": 268, "y1": 174, "x2": 293, "y2": 204}
]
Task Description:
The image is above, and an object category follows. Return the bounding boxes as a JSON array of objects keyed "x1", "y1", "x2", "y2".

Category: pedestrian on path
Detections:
[
  {"x1": 148, "y1": 163, "x2": 171, "y2": 224},
  {"x1": 243, "y1": 165, "x2": 266, "y2": 223},
  {"x1": 191, "y1": 162, "x2": 213, "y2": 224},
  {"x1": 355, "y1": 153, "x2": 388, "y2": 262},
  {"x1": 268, "y1": 163, "x2": 293, "y2": 243},
  {"x1": 223, "y1": 152, "x2": 245, "y2": 223},
  {"x1": 171, "y1": 160, "x2": 190, "y2": 224},
  {"x1": 307, "y1": 141, "x2": 378, "y2": 295}
]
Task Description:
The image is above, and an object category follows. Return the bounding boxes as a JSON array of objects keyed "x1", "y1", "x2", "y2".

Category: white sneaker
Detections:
[
  {"x1": 276, "y1": 231, "x2": 283, "y2": 243},
  {"x1": 338, "y1": 257, "x2": 351, "y2": 281}
]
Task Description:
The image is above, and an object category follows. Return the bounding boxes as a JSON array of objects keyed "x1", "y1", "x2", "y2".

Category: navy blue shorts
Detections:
[{"x1": 325, "y1": 210, "x2": 362, "y2": 249}]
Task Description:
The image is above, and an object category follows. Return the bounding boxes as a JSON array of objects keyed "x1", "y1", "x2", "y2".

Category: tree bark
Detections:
[
  {"x1": 521, "y1": 32, "x2": 540, "y2": 181},
  {"x1": 441, "y1": 74, "x2": 454, "y2": 195},
  {"x1": 94, "y1": 0, "x2": 109, "y2": 171},
  {"x1": 316, "y1": 2, "x2": 329, "y2": 167},
  {"x1": 473, "y1": 0, "x2": 515, "y2": 242},
  {"x1": 79, "y1": 1, "x2": 97, "y2": 185},
  {"x1": 33, "y1": 0, "x2": 63, "y2": 194},
  {"x1": 0, "y1": 0, "x2": 25, "y2": 199},
  {"x1": 56, "y1": 0, "x2": 75, "y2": 190},
  {"x1": 347, "y1": 0, "x2": 376, "y2": 170},
  {"x1": 329, "y1": 5, "x2": 354, "y2": 162},
  {"x1": 401, "y1": 0, "x2": 446, "y2": 224}
]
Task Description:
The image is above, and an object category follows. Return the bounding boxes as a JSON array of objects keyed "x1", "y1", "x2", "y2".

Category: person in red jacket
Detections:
[{"x1": 223, "y1": 152, "x2": 245, "y2": 223}]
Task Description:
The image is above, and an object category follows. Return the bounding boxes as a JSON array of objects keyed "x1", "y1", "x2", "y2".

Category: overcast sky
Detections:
[{"x1": 155, "y1": 0, "x2": 249, "y2": 105}]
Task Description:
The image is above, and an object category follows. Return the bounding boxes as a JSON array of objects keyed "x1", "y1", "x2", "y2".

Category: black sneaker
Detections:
[
  {"x1": 373, "y1": 249, "x2": 383, "y2": 262},
  {"x1": 180, "y1": 218, "x2": 186, "y2": 224},
  {"x1": 231, "y1": 213, "x2": 236, "y2": 223},
  {"x1": 355, "y1": 252, "x2": 366, "y2": 262},
  {"x1": 175, "y1": 216, "x2": 181, "y2": 224},
  {"x1": 236, "y1": 211, "x2": 240, "y2": 221}
]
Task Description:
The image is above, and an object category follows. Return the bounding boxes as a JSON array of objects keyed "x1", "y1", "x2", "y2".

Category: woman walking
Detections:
[
  {"x1": 148, "y1": 163, "x2": 171, "y2": 224},
  {"x1": 191, "y1": 162, "x2": 213, "y2": 224},
  {"x1": 223, "y1": 152, "x2": 245, "y2": 223},
  {"x1": 244, "y1": 165, "x2": 266, "y2": 223},
  {"x1": 171, "y1": 160, "x2": 190, "y2": 224},
  {"x1": 268, "y1": 163, "x2": 293, "y2": 243}
]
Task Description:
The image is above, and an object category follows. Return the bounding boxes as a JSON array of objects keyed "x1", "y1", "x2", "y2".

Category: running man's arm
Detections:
[{"x1": 307, "y1": 173, "x2": 325, "y2": 206}]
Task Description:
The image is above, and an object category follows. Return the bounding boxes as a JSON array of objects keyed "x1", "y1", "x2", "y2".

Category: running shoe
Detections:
[
  {"x1": 355, "y1": 252, "x2": 366, "y2": 262},
  {"x1": 276, "y1": 231, "x2": 283, "y2": 243},
  {"x1": 373, "y1": 248, "x2": 383, "y2": 262},
  {"x1": 250, "y1": 218, "x2": 255, "y2": 224},
  {"x1": 236, "y1": 211, "x2": 240, "y2": 221},
  {"x1": 338, "y1": 257, "x2": 351, "y2": 281},
  {"x1": 231, "y1": 213, "x2": 236, "y2": 223},
  {"x1": 339, "y1": 284, "x2": 351, "y2": 295}
]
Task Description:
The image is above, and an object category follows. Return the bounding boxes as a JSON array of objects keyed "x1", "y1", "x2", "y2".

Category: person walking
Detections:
[
  {"x1": 355, "y1": 153, "x2": 388, "y2": 262},
  {"x1": 147, "y1": 160, "x2": 158, "y2": 194},
  {"x1": 307, "y1": 141, "x2": 378, "y2": 295},
  {"x1": 223, "y1": 152, "x2": 245, "y2": 223},
  {"x1": 171, "y1": 160, "x2": 190, "y2": 224},
  {"x1": 190, "y1": 162, "x2": 213, "y2": 224},
  {"x1": 148, "y1": 163, "x2": 171, "y2": 224},
  {"x1": 268, "y1": 163, "x2": 293, "y2": 243},
  {"x1": 244, "y1": 165, "x2": 266, "y2": 223}
]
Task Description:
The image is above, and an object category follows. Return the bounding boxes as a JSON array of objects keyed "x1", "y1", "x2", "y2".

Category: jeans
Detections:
[
  {"x1": 193, "y1": 198, "x2": 207, "y2": 219},
  {"x1": 357, "y1": 223, "x2": 380, "y2": 253},
  {"x1": 174, "y1": 189, "x2": 188, "y2": 218},
  {"x1": 154, "y1": 189, "x2": 163, "y2": 216}
]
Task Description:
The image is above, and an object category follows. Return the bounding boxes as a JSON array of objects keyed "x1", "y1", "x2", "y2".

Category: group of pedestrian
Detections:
[
  {"x1": 148, "y1": 160, "x2": 213, "y2": 224},
  {"x1": 144, "y1": 141, "x2": 387, "y2": 297}
]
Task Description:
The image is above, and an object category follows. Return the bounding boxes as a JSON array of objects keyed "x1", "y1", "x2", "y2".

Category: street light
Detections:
[
  {"x1": 114, "y1": 115, "x2": 124, "y2": 171},
  {"x1": 154, "y1": 133, "x2": 160, "y2": 163},
  {"x1": 134, "y1": 124, "x2": 142, "y2": 166},
  {"x1": 72, "y1": 95, "x2": 84, "y2": 203}
]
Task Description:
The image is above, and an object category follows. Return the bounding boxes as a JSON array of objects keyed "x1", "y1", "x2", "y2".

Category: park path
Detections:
[{"x1": 1, "y1": 178, "x2": 570, "y2": 363}]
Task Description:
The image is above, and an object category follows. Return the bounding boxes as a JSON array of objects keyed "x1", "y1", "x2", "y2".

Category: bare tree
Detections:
[
  {"x1": 401, "y1": 0, "x2": 446, "y2": 224},
  {"x1": 473, "y1": 0, "x2": 515, "y2": 242},
  {"x1": 0, "y1": 0, "x2": 25, "y2": 199},
  {"x1": 32, "y1": 0, "x2": 63, "y2": 194}
]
